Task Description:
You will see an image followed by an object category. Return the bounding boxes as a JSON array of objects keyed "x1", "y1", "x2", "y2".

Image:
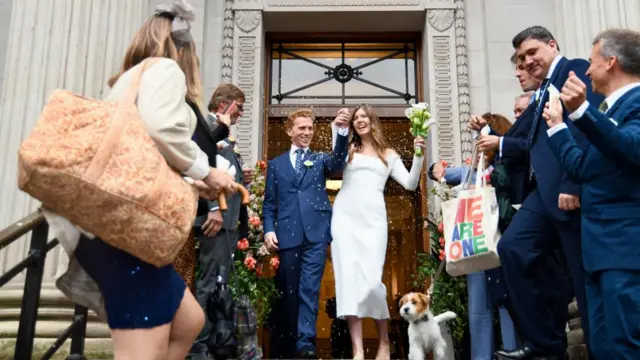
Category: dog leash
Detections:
[{"x1": 426, "y1": 258, "x2": 446, "y2": 298}]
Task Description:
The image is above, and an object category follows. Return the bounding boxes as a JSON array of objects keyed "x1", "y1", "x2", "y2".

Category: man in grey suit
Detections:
[{"x1": 190, "y1": 83, "x2": 251, "y2": 359}]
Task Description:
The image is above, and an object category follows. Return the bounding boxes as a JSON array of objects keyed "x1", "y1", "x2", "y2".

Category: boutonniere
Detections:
[
  {"x1": 233, "y1": 144, "x2": 240, "y2": 154},
  {"x1": 303, "y1": 160, "x2": 314, "y2": 167},
  {"x1": 228, "y1": 135, "x2": 235, "y2": 142}
]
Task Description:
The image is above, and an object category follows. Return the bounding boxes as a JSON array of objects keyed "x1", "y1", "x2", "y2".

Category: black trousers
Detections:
[{"x1": 190, "y1": 228, "x2": 238, "y2": 354}]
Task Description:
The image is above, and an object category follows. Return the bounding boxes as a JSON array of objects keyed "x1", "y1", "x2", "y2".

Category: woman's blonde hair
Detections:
[
  {"x1": 108, "y1": 14, "x2": 178, "y2": 87},
  {"x1": 348, "y1": 104, "x2": 389, "y2": 167},
  {"x1": 176, "y1": 40, "x2": 204, "y2": 110}
]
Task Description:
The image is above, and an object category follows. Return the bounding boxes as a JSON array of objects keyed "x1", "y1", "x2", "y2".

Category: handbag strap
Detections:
[
  {"x1": 123, "y1": 57, "x2": 162, "y2": 104},
  {"x1": 83, "y1": 57, "x2": 163, "y2": 182}
]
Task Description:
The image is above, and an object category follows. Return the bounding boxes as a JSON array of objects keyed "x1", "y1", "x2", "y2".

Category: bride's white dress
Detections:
[{"x1": 331, "y1": 151, "x2": 423, "y2": 319}]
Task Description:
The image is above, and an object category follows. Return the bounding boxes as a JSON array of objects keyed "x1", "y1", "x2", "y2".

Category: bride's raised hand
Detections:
[{"x1": 414, "y1": 136, "x2": 426, "y2": 151}]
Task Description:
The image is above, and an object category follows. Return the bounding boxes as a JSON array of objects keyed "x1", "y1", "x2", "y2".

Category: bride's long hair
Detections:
[{"x1": 347, "y1": 104, "x2": 389, "y2": 167}]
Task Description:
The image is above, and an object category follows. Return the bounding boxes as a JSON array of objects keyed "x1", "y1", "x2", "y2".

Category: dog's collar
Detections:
[{"x1": 412, "y1": 314, "x2": 430, "y2": 324}]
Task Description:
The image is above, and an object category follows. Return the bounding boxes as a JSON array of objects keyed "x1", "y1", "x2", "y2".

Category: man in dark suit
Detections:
[
  {"x1": 263, "y1": 108, "x2": 349, "y2": 359},
  {"x1": 494, "y1": 26, "x2": 605, "y2": 360},
  {"x1": 543, "y1": 28, "x2": 640, "y2": 360},
  {"x1": 190, "y1": 83, "x2": 248, "y2": 359}
]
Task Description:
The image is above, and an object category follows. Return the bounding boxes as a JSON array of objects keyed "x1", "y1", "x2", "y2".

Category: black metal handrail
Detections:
[{"x1": 0, "y1": 209, "x2": 88, "y2": 360}]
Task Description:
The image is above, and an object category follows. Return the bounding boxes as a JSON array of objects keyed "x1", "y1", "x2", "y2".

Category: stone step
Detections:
[
  {"x1": 568, "y1": 318, "x2": 582, "y2": 331},
  {"x1": 567, "y1": 344, "x2": 589, "y2": 360},
  {"x1": 0, "y1": 338, "x2": 113, "y2": 360},
  {"x1": 567, "y1": 328, "x2": 584, "y2": 346},
  {"x1": 568, "y1": 301, "x2": 580, "y2": 319}
]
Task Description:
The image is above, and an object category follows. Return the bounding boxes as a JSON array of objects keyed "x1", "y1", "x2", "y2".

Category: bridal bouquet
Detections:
[{"x1": 405, "y1": 102, "x2": 436, "y2": 156}]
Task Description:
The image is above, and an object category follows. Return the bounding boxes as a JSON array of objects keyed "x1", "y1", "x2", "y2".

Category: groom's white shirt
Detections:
[{"x1": 289, "y1": 144, "x2": 310, "y2": 168}]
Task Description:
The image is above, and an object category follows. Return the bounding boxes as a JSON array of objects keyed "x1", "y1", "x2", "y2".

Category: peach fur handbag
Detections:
[{"x1": 17, "y1": 58, "x2": 198, "y2": 267}]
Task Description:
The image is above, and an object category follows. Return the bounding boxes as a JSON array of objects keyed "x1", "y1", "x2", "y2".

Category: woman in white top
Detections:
[
  {"x1": 71, "y1": 4, "x2": 235, "y2": 359},
  {"x1": 331, "y1": 104, "x2": 425, "y2": 359}
]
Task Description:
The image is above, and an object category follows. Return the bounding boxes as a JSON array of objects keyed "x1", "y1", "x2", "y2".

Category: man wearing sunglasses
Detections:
[{"x1": 190, "y1": 83, "x2": 248, "y2": 359}]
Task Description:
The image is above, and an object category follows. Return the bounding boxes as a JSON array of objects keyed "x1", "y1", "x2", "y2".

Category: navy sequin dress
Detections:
[{"x1": 75, "y1": 236, "x2": 186, "y2": 329}]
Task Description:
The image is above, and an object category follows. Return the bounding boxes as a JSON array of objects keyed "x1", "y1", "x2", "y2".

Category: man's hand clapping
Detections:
[
  {"x1": 333, "y1": 108, "x2": 350, "y2": 129},
  {"x1": 477, "y1": 135, "x2": 500, "y2": 153},
  {"x1": 560, "y1": 71, "x2": 587, "y2": 113}
]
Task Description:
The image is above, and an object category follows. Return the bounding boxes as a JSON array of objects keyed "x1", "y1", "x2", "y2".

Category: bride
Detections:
[{"x1": 331, "y1": 104, "x2": 425, "y2": 359}]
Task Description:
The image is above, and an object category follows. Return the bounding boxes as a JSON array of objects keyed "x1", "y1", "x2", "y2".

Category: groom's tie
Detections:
[{"x1": 295, "y1": 148, "x2": 305, "y2": 177}]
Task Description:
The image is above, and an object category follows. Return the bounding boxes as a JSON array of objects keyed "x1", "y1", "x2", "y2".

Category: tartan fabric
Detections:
[{"x1": 234, "y1": 296, "x2": 262, "y2": 360}]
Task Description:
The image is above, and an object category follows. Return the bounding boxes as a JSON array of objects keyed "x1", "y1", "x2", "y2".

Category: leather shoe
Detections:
[
  {"x1": 494, "y1": 346, "x2": 565, "y2": 360},
  {"x1": 297, "y1": 348, "x2": 317, "y2": 359}
]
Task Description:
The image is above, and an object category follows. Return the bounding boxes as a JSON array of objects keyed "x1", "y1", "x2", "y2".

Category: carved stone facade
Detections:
[
  {"x1": 232, "y1": 3, "x2": 264, "y2": 165},
  {"x1": 2, "y1": 0, "x2": 640, "y2": 356}
]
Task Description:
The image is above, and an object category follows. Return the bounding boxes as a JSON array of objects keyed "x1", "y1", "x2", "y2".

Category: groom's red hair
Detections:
[{"x1": 285, "y1": 108, "x2": 315, "y2": 130}]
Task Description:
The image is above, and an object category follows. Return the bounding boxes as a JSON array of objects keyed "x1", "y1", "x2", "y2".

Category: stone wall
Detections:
[{"x1": 0, "y1": 0, "x2": 13, "y2": 98}]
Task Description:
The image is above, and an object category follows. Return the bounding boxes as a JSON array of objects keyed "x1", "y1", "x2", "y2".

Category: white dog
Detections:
[{"x1": 399, "y1": 292, "x2": 457, "y2": 360}]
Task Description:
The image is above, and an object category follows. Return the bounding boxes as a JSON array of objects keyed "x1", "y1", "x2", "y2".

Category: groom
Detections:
[{"x1": 263, "y1": 108, "x2": 350, "y2": 359}]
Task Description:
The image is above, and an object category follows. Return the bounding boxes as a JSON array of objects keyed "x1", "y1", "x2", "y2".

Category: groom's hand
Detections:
[
  {"x1": 333, "y1": 108, "x2": 350, "y2": 129},
  {"x1": 265, "y1": 231, "x2": 279, "y2": 251}
]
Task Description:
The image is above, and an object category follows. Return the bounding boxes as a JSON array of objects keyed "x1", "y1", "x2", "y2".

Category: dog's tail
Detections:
[{"x1": 434, "y1": 311, "x2": 457, "y2": 323}]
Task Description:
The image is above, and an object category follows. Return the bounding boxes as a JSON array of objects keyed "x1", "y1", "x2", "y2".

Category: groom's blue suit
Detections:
[{"x1": 263, "y1": 130, "x2": 349, "y2": 357}]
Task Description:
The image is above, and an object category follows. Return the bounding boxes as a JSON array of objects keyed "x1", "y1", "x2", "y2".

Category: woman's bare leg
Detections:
[
  {"x1": 167, "y1": 288, "x2": 205, "y2": 360},
  {"x1": 347, "y1": 316, "x2": 365, "y2": 359},
  {"x1": 110, "y1": 325, "x2": 171, "y2": 360},
  {"x1": 374, "y1": 319, "x2": 390, "y2": 360}
]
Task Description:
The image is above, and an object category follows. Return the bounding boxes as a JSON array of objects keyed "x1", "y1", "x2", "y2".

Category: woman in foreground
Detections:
[
  {"x1": 331, "y1": 104, "x2": 425, "y2": 359},
  {"x1": 72, "y1": 4, "x2": 234, "y2": 359}
]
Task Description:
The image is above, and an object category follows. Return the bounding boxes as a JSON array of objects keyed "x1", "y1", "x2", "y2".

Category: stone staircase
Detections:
[{"x1": 567, "y1": 298, "x2": 588, "y2": 360}]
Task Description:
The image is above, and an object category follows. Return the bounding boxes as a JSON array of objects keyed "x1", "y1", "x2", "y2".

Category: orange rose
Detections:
[
  {"x1": 237, "y1": 238, "x2": 249, "y2": 251},
  {"x1": 244, "y1": 256, "x2": 257, "y2": 270},
  {"x1": 258, "y1": 160, "x2": 267, "y2": 170},
  {"x1": 437, "y1": 222, "x2": 444, "y2": 233},
  {"x1": 439, "y1": 237, "x2": 445, "y2": 247},
  {"x1": 270, "y1": 256, "x2": 280, "y2": 270},
  {"x1": 464, "y1": 157, "x2": 471, "y2": 165},
  {"x1": 439, "y1": 249, "x2": 445, "y2": 261},
  {"x1": 441, "y1": 159, "x2": 449, "y2": 167}
]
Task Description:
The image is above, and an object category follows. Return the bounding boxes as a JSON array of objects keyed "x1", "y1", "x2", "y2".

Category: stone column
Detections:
[
  {"x1": 0, "y1": 0, "x2": 148, "y2": 355},
  {"x1": 231, "y1": 0, "x2": 264, "y2": 166},
  {"x1": 201, "y1": 0, "x2": 226, "y2": 97},
  {"x1": 555, "y1": 0, "x2": 640, "y2": 59},
  {"x1": 423, "y1": 0, "x2": 471, "y2": 218}
]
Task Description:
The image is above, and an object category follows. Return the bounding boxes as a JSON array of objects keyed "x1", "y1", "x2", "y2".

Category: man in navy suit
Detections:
[
  {"x1": 495, "y1": 26, "x2": 604, "y2": 360},
  {"x1": 543, "y1": 28, "x2": 640, "y2": 360},
  {"x1": 263, "y1": 108, "x2": 350, "y2": 359}
]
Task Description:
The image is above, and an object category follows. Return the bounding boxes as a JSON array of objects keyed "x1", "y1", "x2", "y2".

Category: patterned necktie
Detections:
[
  {"x1": 599, "y1": 101, "x2": 609, "y2": 113},
  {"x1": 294, "y1": 148, "x2": 305, "y2": 176},
  {"x1": 528, "y1": 79, "x2": 550, "y2": 180}
]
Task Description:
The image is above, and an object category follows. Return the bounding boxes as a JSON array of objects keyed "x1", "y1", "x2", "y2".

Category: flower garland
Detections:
[
  {"x1": 413, "y1": 177, "x2": 469, "y2": 355},
  {"x1": 231, "y1": 160, "x2": 280, "y2": 325}
]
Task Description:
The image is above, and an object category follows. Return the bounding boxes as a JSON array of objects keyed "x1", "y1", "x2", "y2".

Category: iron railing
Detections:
[{"x1": 0, "y1": 209, "x2": 88, "y2": 360}]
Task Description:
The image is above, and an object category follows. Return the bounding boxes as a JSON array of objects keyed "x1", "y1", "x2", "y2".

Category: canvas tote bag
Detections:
[
  {"x1": 441, "y1": 146, "x2": 501, "y2": 276},
  {"x1": 17, "y1": 58, "x2": 198, "y2": 267}
]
